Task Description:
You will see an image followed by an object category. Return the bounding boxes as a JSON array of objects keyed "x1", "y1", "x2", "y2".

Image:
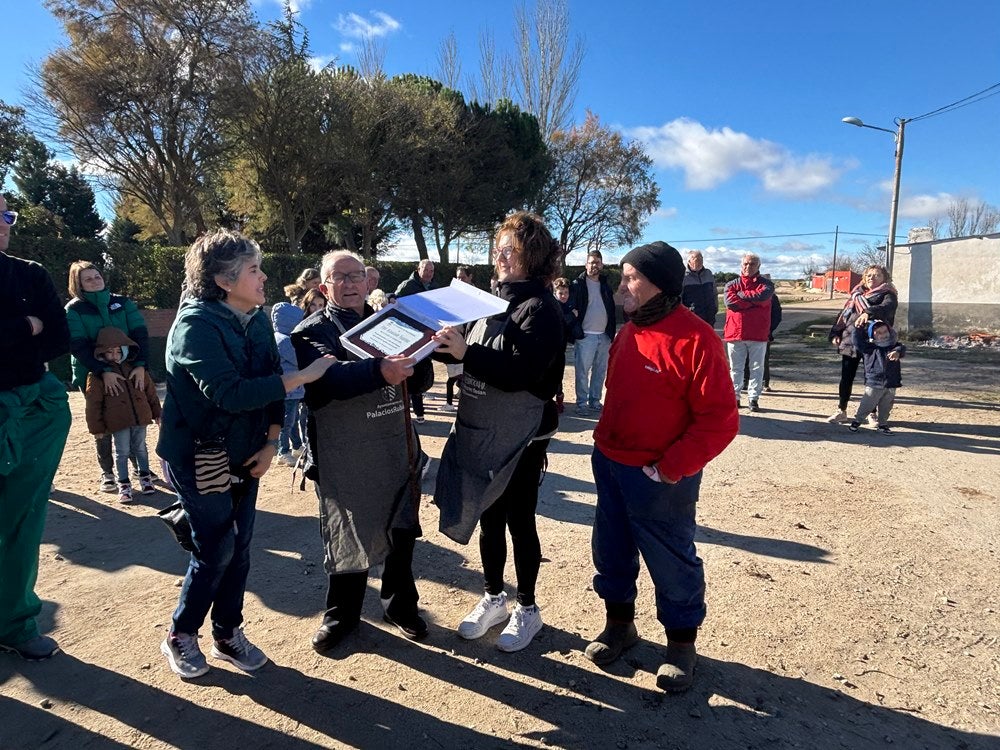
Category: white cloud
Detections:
[
  {"x1": 653, "y1": 206, "x2": 678, "y2": 219},
  {"x1": 897, "y1": 191, "x2": 955, "y2": 219},
  {"x1": 627, "y1": 117, "x2": 848, "y2": 198},
  {"x1": 308, "y1": 54, "x2": 336, "y2": 72},
  {"x1": 335, "y1": 11, "x2": 401, "y2": 39},
  {"x1": 339, "y1": 42, "x2": 356, "y2": 54},
  {"x1": 256, "y1": 0, "x2": 311, "y2": 13}
]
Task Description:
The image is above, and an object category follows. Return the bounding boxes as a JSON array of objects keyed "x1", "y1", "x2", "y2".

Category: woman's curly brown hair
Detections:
[{"x1": 494, "y1": 211, "x2": 561, "y2": 284}]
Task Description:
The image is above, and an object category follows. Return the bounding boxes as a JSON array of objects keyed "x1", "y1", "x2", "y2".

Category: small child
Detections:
[
  {"x1": 553, "y1": 278, "x2": 582, "y2": 414},
  {"x1": 84, "y1": 327, "x2": 162, "y2": 502},
  {"x1": 849, "y1": 320, "x2": 905, "y2": 435},
  {"x1": 272, "y1": 302, "x2": 306, "y2": 466}
]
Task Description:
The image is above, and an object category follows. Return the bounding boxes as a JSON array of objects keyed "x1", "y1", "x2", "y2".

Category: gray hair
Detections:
[
  {"x1": 418, "y1": 259, "x2": 434, "y2": 271},
  {"x1": 184, "y1": 229, "x2": 261, "y2": 302},
  {"x1": 320, "y1": 249, "x2": 365, "y2": 282},
  {"x1": 742, "y1": 253, "x2": 761, "y2": 266}
]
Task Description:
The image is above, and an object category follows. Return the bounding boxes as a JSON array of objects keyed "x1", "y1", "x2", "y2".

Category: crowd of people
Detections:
[{"x1": 0, "y1": 191, "x2": 901, "y2": 693}]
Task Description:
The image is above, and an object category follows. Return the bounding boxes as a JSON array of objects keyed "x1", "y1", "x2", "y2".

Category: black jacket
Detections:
[
  {"x1": 395, "y1": 271, "x2": 435, "y2": 298},
  {"x1": 569, "y1": 271, "x2": 616, "y2": 340},
  {"x1": 461, "y1": 278, "x2": 565, "y2": 437},
  {"x1": 0, "y1": 253, "x2": 70, "y2": 390}
]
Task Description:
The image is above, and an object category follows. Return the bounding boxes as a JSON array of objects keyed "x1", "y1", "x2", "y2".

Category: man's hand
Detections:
[
  {"x1": 26, "y1": 316, "x2": 44, "y2": 336},
  {"x1": 433, "y1": 326, "x2": 468, "y2": 361},
  {"x1": 102, "y1": 371, "x2": 126, "y2": 396},
  {"x1": 380, "y1": 356, "x2": 415, "y2": 385},
  {"x1": 642, "y1": 465, "x2": 677, "y2": 484},
  {"x1": 129, "y1": 365, "x2": 146, "y2": 390},
  {"x1": 887, "y1": 350, "x2": 900, "y2": 361}
]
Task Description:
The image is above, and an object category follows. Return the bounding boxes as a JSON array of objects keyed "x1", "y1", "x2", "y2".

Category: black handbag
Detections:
[{"x1": 156, "y1": 502, "x2": 195, "y2": 552}]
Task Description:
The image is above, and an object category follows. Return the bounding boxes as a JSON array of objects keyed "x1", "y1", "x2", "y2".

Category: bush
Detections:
[{"x1": 12, "y1": 235, "x2": 106, "y2": 298}]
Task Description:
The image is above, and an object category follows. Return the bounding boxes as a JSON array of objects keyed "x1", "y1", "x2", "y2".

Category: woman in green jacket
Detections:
[{"x1": 65, "y1": 261, "x2": 151, "y2": 492}]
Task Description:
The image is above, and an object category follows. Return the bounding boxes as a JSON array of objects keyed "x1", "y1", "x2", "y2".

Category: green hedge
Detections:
[{"x1": 12, "y1": 235, "x2": 608, "y2": 307}]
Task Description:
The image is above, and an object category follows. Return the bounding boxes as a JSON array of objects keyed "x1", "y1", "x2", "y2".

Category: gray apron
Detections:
[
  {"x1": 313, "y1": 317, "x2": 420, "y2": 575},
  {"x1": 434, "y1": 315, "x2": 545, "y2": 544}
]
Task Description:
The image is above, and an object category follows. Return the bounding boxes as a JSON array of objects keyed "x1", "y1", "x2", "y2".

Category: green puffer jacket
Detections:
[
  {"x1": 65, "y1": 289, "x2": 149, "y2": 389},
  {"x1": 157, "y1": 298, "x2": 285, "y2": 469}
]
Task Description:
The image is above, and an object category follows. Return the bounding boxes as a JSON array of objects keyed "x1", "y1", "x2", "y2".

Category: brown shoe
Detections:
[
  {"x1": 656, "y1": 641, "x2": 697, "y2": 692},
  {"x1": 584, "y1": 620, "x2": 639, "y2": 666}
]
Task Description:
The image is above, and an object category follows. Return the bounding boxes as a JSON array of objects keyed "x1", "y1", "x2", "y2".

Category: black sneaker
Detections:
[
  {"x1": 876, "y1": 425, "x2": 893, "y2": 435},
  {"x1": 748, "y1": 400, "x2": 760, "y2": 413},
  {"x1": 211, "y1": 629, "x2": 267, "y2": 671},
  {"x1": 0, "y1": 635, "x2": 60, "y2": 661},
  {"x1": 383, "y1": 610, "x2": 428, "y2": 640},
  {"x1": 848, "y1": 421, "x2": 861, "y2": 432}
]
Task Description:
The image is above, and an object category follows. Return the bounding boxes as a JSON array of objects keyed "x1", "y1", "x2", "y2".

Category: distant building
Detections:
[
  {"x1": 893, "y1": 232, "x2": 1000, "y2": 332},
  {"x1": 811, "y1": 270, "x2": 860, "y2": 294}
]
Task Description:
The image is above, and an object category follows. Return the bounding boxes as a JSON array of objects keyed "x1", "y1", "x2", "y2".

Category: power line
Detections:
[
  {"x1": 908, "y1": 81, "x2": 1000, "y2": 123},
  {"x1": 670, "y1": 230, "x2": 891, "y2": 244}
]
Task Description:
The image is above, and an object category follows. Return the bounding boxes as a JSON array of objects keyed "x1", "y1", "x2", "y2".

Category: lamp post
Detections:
[{"x1": 842, "y1": 115, "x2": 908, "y2": 276}]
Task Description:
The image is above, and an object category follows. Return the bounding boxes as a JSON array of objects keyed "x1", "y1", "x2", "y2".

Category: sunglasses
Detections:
[{"x1": 2, "y1": 211, "x2": 17, "y2": 226}]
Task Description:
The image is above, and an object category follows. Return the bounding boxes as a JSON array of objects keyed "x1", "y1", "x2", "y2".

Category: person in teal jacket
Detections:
[
  {"x1": 156, "y1": 229, "x2": 333, "y2": 680},
  {"x1": 65, "y1": 260, "x2": 150, "y2": 492}
]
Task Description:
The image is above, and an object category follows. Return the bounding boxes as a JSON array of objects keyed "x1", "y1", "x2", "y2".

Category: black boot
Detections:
[
  {"x1": 380, "y1": 528, "x2": 427, "y2": 640},
  {"x1": 584, "y1": 602, "x2": 639, "y2": 666},
  {"x1": 656, "y1": 628, "x2": 698, "y2": 692},
  {"x1": 312, "y1": 571, "x2": 367, "y2": 654}
]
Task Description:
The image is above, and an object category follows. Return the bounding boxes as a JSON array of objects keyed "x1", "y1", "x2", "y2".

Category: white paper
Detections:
[{"x1": 339, "y1": 279, "x2": 509, "y2": 362}]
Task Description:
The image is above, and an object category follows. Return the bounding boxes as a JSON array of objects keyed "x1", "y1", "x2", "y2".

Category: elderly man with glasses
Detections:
[
  {"x1": 0, "y1": 195, "x2": 72, "y2": 661},
  {"x1": 292, "y1": 250, "x2": 427, "y2": 655}
]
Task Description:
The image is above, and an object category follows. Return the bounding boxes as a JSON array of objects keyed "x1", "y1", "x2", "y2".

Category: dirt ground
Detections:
[{"x1": 2, "y1": 298, "x2": 998, "y2": 750}]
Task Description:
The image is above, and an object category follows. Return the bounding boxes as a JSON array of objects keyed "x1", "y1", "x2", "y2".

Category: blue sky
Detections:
[{"x1": 5, "y1": 1, "x2": 1000, "y2": 276}]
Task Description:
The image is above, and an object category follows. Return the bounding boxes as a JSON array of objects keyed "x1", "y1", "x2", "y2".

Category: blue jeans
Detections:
[
  {"x1": 279, "y1": 399, "x2": 303, "y2": 454},
  {"x1": 591, "y1": 448, "x2": 705, "y2": 630},
  {"x1": 727, "y1": 340, "x2": 767, "y2": 400},
  {"x1": 574, "y1": 333, "x2": 610, "y2": 407},
  {"x1": 167, "y1": 462, "x2": 259, "y2": 640},
  {"x1": 112, "y1": 426, "x2": 149, "y2": 483}
]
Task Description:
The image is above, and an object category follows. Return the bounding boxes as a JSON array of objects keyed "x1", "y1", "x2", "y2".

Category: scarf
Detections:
[
  {"x1": 844, "y1": 281, "x2": 896, "y2": 317},
  {"x1": 630, "y1": 293, "x2": 680, "y2": 328}
]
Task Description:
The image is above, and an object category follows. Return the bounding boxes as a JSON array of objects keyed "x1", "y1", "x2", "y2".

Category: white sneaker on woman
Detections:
[
  {"x1": 457, "y1": 592, "x2": 509, "y2": 639},
  {"x1": 497, "y1": 603, "x2": 543, "y2": 652},
  {"x1": 826, "y1": 409, "x2": 849, "y2": 423}
]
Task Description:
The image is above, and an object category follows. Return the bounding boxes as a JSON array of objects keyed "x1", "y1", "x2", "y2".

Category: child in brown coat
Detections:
[{"x1": 85, "y1": 327, "x2": 161, "y2": 502}]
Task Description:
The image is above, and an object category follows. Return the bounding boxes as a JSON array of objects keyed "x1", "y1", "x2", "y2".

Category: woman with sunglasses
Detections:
[
  {"x1": 65, "y1": 259, "x2": 153, "y2": 493},
  {"x1": 433, "y1": 211, "x2": 565, "y2": 653}
]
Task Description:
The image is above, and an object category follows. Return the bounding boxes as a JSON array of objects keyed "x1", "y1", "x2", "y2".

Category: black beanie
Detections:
[{"x1": 620, "y1": 241, "x2": 684, "y2": 298}]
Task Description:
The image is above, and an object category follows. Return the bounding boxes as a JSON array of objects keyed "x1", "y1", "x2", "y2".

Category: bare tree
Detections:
[
  {"x1": 436, "y1": 32, "x2": 461, "y2": 90},
  {"x1": 358, "y1": 37, "x2": 387, "y2": 81},
  {"x1": 468, "y1": 30, "x2": 511, "y2": 105},
  {"x1": 946, "y1": 198, "x2": 1000, "y2": 237},
  {"x1": 510, "y1": 0, "x2": 584, "y2": 142},
  {"x1": 852, "y1": 242, "x2": 886, "y2": 270}
]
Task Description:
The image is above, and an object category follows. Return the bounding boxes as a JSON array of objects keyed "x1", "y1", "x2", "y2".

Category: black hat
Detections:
[{"x1": 620, "y1": 241, "x2": 684, "y2": 297}]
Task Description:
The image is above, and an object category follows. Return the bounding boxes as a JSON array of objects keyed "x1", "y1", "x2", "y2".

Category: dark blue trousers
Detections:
[{"x1": 591, "y1": 448, "x2": 706, "y2": 630}]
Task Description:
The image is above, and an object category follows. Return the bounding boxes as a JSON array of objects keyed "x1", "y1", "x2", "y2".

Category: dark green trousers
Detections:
[{"x1": 0, "y1": 373, "x2": 71, "y2": 646}]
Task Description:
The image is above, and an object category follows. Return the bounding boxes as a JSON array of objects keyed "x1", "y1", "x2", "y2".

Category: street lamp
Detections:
[{"x1": 842, "y1": 115, "x2": 909, "y2": 276}]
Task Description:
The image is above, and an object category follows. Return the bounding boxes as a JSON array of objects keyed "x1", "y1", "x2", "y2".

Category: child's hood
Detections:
[
  {"x1": 93, "y1": 326, "x2": 137, "y2": 358},
  {"x1": 867, "y1": 320, "x2": 899, "y2": 349},
  {"x1": 271, "y1": 301, "x2": 304, "y2": 335}
]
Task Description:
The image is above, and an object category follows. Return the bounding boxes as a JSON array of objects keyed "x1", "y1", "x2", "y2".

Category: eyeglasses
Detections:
[
  {"x1": 1, "y1": 211, "x2": 17, "y2": 226},
  {"x1": 496, "y1": 246, "x2": 516, "y2": 259},
  {"x1": 325, "y1": 271, "x2": 366, "y2": 285}
]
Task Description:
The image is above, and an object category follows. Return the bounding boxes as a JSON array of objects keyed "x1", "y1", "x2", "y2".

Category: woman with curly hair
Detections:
[
  {"x1": 433, "y1": 211, "x2": 565, "y2": 653},
  {"x1": 157, "y1": 229, "x2": 333, "y2": 679}
]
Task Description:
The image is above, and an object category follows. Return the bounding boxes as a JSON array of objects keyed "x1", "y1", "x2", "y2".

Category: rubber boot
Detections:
[
  {"x1": 584, "y1": 602, "x2": 639, "y2": 666},
  {"x1": 656, "y1": 634, "x2": 698, "y2": 692}
]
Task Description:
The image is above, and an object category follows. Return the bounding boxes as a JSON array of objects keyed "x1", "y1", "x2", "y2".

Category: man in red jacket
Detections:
[
  {"x1": 723, "y1": 253, "x2": 774, "y2": 412},
  {"x1": 585, "y1": 241, "x2": 739, "y2": 692}
]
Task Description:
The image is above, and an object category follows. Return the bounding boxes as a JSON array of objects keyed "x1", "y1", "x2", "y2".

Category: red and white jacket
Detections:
[{"x1": 594, "y1": 306, "x2": 739, "y2": 482}]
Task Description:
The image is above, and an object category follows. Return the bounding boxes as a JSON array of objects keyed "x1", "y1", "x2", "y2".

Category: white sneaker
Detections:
[
  {"x1": 457, "y1": 592, "x2": 509, "y2": 640},
  {"x1": 497, "y1": 603, "x2": 543, "y2": 652},
  {"x1": 440, "y1": 404, "x2": 458, "y2": 413},
  {"x1": 825, "y1": 409, "x2": 849, "y2": 424},
  {"x1": 276, "y1": 452, "x2": 296, "y2": 467}
]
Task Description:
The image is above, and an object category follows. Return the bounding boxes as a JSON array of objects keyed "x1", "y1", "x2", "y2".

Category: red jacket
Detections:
[
  {"x1": 594, "y1": 306, "x2": 739, "y2": 482},
  {"x1": 723, "y1": 274, "x2": 774, "y2": 342}
]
